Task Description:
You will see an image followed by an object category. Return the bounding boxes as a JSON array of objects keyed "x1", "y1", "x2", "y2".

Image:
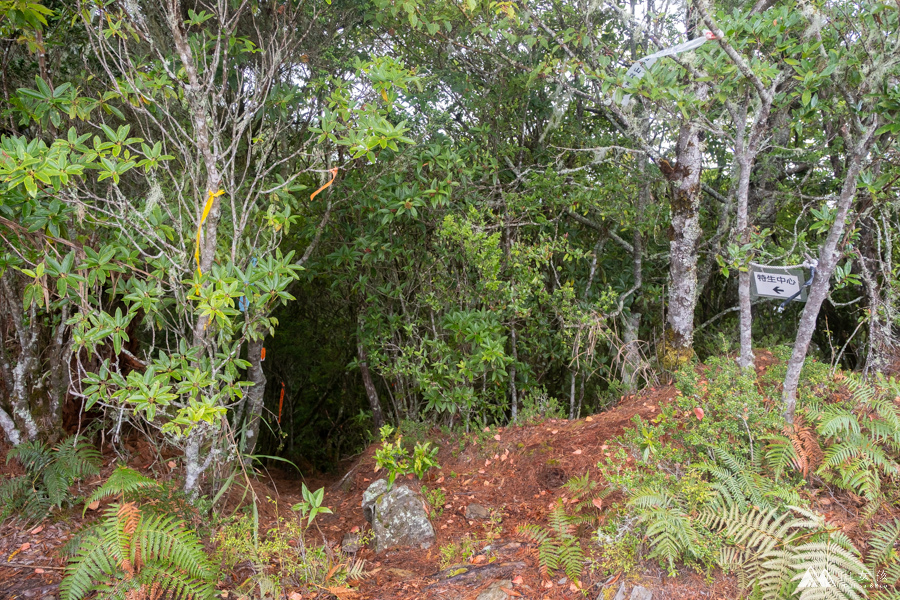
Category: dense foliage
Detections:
[{"x1": 1, "y1": 3, "x2": 900, "y2": 589}]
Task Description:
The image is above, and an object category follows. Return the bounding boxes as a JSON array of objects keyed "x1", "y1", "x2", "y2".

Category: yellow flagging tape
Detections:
[
  {"x1": 310, "y1": 168, "x2": 338, "y2": 202},
  {"x1": 196, "y1": 189, "x2": 225, "y2": 274}
]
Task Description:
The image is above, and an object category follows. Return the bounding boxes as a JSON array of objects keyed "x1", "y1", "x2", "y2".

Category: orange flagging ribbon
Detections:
[
  {"x1": 310, "y1": 168, "x2": 338, "y2": 201},
  {"x1": 195, "y1": 189, "x2": 224, "y2": 274},
  {"x1": 278, "y1": 381, "x2": 285, "y2": 424}
]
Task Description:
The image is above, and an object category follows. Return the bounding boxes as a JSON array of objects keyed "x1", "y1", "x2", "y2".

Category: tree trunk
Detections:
[
  {"x1": 0, "y1": 272, "x2": 40, "y2": 443},
  {"x1": 357, "y1": 317, "x2": 385, "y2": 430},
  {"x1": 782, "y1": 123, "x2": 877, "y2": 422},
  {"x1": 622, "y1": 311, "x2": 643, "y2": 389},
  {"x1": 568, "y1": 370, "x2": 577, "y2": 419},
  {"x1": 240, "y1": 335, "x2": 267, "y2": 457},
  {"x1": 509, "y1": 324, "x2": 518, "y2": 422},
  {"x1": 167, "y1": 0, "x2": 223, "y2": 496},
  {"x1": 46, "y1": 306, "x2": 72, "y2": 439},
  {"x1": 735, "y1": 146, "x2": 756, "y2": 370},
  {"x1": 0, "y1": 407, "x2": 22, "y2": 445},
  {"x1": 662, "y1": 90, "x2": 707, "y2": 368},
  {"x1": 858, "y1": 208, "x2": 896, "y2": 376}
]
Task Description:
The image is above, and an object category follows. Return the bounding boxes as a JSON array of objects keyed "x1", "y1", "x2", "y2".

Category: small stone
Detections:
[
  {"x1": 608, "y1": 582, "x2": 626, "y2": 600},
  {"x1": 371, "y1": 484, "x2": 435, "y2": 553},
  {"x1": 476, "y1": 579, "x2": 512, "y2": 600},
  {"x1": 465, "y1": 503, "x2": 491, "y2": 520},
  {"x1": 629, "y1": 585, "x2": 653, "y2": 600}
]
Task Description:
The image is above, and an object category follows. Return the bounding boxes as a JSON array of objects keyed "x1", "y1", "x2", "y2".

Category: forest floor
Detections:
[{"x1": 0, "y1": 352, "x2": 880, "y2": 600}]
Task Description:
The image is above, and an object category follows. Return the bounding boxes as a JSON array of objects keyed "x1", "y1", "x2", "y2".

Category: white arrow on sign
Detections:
[{"x1": 752, "y1": 271, "x2": 802, "y2": 299}]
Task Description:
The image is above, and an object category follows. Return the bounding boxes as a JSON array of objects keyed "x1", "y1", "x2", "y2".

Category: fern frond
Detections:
[
  {"x1": 765, "y1": 433, "x2": 800, "y2": 481},
  {"x1": 60, "y1": 500, "x2": 215, "y2": 600},
  {"x1": 792, "y1": 540, "x2": 869, "y2": 600},
  {"x1": 59, "y1": 532, "x2": 121, "y2": 600},
  {"x1": 518, "y1": 523, "x2": 552, "y2": 545},
  {"x1": 818, "y1": 407, "x2": 861, "y2": 438},
  {"x1": 866, "y1": 519, "x2": 900, "y2": 587},
  {"x1": 86, "y1": 466, "x2": 161, "y2": 508},
  {"x1": 8, "y1": 439, "x2": 53, "y2": 472},
  {"x1": 641, "y1": 505, "x2": 698, "y2": 570}
]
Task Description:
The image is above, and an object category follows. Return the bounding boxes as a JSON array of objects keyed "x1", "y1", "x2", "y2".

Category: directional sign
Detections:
[{"x1": 750, "y1": 267, "x2": 808, "y2": 302}]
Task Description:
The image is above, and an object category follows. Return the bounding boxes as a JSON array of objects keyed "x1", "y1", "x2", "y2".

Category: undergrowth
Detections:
[
  {"x1": 594, "y1": 351, "x2": 900, "y2": 599},
  {"x1": 1, "y1": 435, "x2": 100, "y2": 525}
]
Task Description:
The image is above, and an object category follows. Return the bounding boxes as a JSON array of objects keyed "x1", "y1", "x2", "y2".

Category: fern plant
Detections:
[
  {"x1": 518, "y1": 500, "x2": 585, "y2": 584},
  {"x1": 700, "y1": 502, "x2": 869, "y2": 600},
  {"x1": 562, "y1": 472, "x2": 614, "y2": 524},
  {"x1": 764, "y1": 418, "x2": 824, "y2": 481},
  {"x1": 807, "y1": 375, "x2": 900, "y2": 520},
  {"x1": 865, "y1": 519, "x2": 900, "y2": 598},
  {"x1": 84, "y1": 465, "x2": 162, "y2": 512},
  {"x1": 628, "y1": 488, "x2": 705, "y2": 574},
  {"x1": 60, "y1": 502, "x2": 216, "y2": 600},
  {"x1": 699, "y1": 445, "x2": 802, "y2": 511},
  {"x1": 1, "y1": 435, "x2": 101, "y2": 525}
]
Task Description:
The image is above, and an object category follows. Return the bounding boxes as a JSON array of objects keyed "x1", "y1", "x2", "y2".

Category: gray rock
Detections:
[
  {"x1": 341, "y1": 531, "x2": 361, "y2": 553},
  {"x1": 465, "y1": 503, "x2": 492, "y2": 520},
  {"x1": 362, "y1": 478, "x2": 389, "y2": 523},
  {"x1": 476, "y1": 579, "x2": 512, "y2": 600},
  {"x1": 608, "y1": 581, "x2": 626, "y2": 600},
  {"x1": 629, "y1": 585, "x2": 652, "y2": 600},
  {"x1": 371, "y1": 483, "x2": 435, "y2": 553}
]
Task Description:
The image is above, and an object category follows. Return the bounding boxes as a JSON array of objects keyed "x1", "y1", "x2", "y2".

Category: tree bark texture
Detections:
[
  {"x1": 0, "y1": 272, "x2": 40, "y2": 444},
  {"x1": 240, "y1": 335, "x2": 267, "y2": 457},
  {"x1": 357, "y1": 316, "x2": 385, "y2": 430},
  {"x1": 782, "y1": 124, "x2": 878, "y2": 422},
  {"x1": 662, "y1": 88, "x2": 707, "y2": 368}
]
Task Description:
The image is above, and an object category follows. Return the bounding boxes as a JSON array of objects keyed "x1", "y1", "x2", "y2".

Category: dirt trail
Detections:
[{"x1": 305, "y1": 386, "x2": 738, "y2": 600}]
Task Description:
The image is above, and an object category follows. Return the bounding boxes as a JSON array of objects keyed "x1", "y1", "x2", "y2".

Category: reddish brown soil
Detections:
[
  {"x1": 286, "y1": 386, "x2": 743, "y2": 600},
  {"x1": 5, "y1": 354, "x2": 884, "y2": 600}
]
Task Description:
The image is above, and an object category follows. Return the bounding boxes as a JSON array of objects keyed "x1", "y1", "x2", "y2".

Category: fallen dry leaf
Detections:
[
  {"x1": 542, "y1": 580, "x2": 554, "y2": 588},
  {"x1": 493, "y1": 434, "x2": 501, "y2": 441},
  {"x1": 288, "y1": 593, "x2": 303, "y2": 600},
  {"x1": 484, "y1": 459, "x2": 491, "y2": 466},
  {"x1": 34, "y1": 568, "x2": 44, "y2": 574},
  {"x1": 167, "y1": 460, "x2": 176, "y2": 469},
  {"x1": 512, "y1": 575, "x2": 524, "y2": 584},
  {"x1": 573, "y1": 449, "x2": 582, "y2": 455},
  {"x1": 592, "y1": 498, "x2": 603, "y2": 510},
  {"x1": 350, "y1": 525, "x2": 360, "y2": 533},
  {"x1": 30, "y1": 525, "x2": 43, "y2": 535},
  {"x1": 501, "y1": 587, "x2": 523, "y2": 597},
  {"x1": 694, "y1": 407, "x2": 705, "y2": 421},
  {"x1": 585, "y1": 416, "x2": 593, "y2": 422},
  {"x1": 472, "y1": 554, "x2": 487, "y2": 564},
  {"x1": 569, "y1": 582, "x2": 580, "y2": 592},
  {"x1": 86, "y1": 500, "x2": 100, "y2": 511},
  {"x1": 324, "y1": 586, "x2": 361, "y2": 600},
  {"x1": 551, "y1": 429, "x2": 558, "y2": 434},
  {"x1": 478, "y1": 469, "x2": 486, "y2": 474}
]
